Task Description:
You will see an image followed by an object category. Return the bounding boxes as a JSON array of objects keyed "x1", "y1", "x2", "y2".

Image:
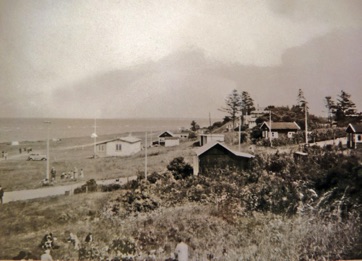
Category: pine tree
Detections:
[
  {"x1": 337, "y1": 90, "x2": 356, "y2": 116},
  {"x1": 297, "y1": 88, "x2": 308, "y2": 111},
  {"x1": 324, "y1": 96, "x2": 336, "y2": 123},
  {"x1": 219, "y1": 89, "x2": 242, "y2": 129},
  {"x1": 241, "y1": 91, "x2": 255, "y2": 116}
]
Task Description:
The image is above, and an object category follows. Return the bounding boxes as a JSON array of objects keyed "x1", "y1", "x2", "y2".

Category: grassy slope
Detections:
[
  {"x1": 1, "y1": 134, "x2": 361, "y2": 260},
  {"x1": 0, "y1": 134, "x2": 195, "y2": 191},
  {"x1": 2, "y1": 189, "x2": 358, "y2": 260}
]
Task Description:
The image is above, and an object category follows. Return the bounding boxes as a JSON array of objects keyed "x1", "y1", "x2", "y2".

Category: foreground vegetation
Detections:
[{"x1": 0, "y1": 144, "x2": 361, "y2": 260}]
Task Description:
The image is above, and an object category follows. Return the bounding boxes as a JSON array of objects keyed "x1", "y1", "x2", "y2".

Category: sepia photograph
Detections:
[{"x1": 0, "y1": 0, "x2": 362, "y2": 260}]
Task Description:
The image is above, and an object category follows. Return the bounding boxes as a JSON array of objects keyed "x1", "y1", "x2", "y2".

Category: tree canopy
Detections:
[
  {"x1": 241, "y1": 91, "x2": 255, "y2": 116},
  {"x1": 219, "y1": 89, "x2": 242, "y2": 129},
  {"x1": 324, "y1": 90, "x2": 359, "y2": 125}
]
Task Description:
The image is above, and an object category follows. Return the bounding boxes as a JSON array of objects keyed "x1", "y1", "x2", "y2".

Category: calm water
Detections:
[{"x1": 0, "y1": 118, "x2": 209, "y2": 143}]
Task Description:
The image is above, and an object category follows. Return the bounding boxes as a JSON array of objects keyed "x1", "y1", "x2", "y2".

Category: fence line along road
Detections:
[{"x1": 3, "y1": 176, "x2": 137, "y2": 204}]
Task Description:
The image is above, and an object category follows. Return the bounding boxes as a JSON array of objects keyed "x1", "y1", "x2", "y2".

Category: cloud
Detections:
[
  {"x1": 47, "y1": 29, "x2": 362, "y2": 119},
  {"x1": 0, "y1": 1, "x2": 361, "y2": 118}
]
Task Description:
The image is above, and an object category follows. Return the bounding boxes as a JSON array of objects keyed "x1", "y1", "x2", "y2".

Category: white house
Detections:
[
  {"x1": 95, "y1": 136, "x2": 141, "y2": 157},
  {"x1": 199, "y1": 134, "x2": 225, "y2": 146},
  {"x1": 158, "y1": 131, "x2": 180, "y2": 147}
]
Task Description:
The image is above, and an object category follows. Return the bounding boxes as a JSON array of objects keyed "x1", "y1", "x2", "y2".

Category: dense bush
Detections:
[
  {"x1": 166, "y1": 157, "x2": 193, "y2": 180},
  {"x1": 74, "y1": 179, "x2": 98, "y2": 194}
]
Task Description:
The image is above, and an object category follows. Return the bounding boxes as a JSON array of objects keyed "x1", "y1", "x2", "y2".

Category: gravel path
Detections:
[{"x1": 3, "y1": 176, "x2": 137, "y2": 204}]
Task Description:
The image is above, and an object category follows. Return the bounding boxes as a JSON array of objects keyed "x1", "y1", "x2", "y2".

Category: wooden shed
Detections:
[
  {"x1": 199, "y1": 134, "x2": 225, "y2": 146},
  {"x1": 346, "y1": 123, "x2": 362, "y2": 149},
  {"x1": 193, "y1": 142, "x2": 254, "y2": 175}
]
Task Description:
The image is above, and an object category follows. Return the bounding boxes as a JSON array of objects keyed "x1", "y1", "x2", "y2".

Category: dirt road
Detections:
[{"x1": 3, "y1": 176, "x2": 137, "y2": 204}]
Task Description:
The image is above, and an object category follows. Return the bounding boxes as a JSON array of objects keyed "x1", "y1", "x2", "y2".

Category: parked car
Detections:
[{"x1": 27, "y1": 153, "x2": 47, "y2": 161}]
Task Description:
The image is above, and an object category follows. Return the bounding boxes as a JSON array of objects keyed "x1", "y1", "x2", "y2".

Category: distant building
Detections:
[
  {"x1": 96, "y1": 136, "x2": 141, "y2": 157},
  {"x1": 260, "y1": 121, "x2": 301, "y2": 139},
  {"x1": 174, "y1": 132, "x2": 190, "y2": 140},
  {"x1": 346, "y1": 123, "x2": 362, "y2": 149},
  {"x1": 158, "y1": 131, "x2": 180, "y2": 147},
  {"x1": 199, "y1": 134, "x2": 225, "y2": 146},
  {"x1": 244, "y1": 110, "x2": 268, "y2": 129},
  {"x1": 193, "y1": 142, "x2": 254, "y2": 175}
]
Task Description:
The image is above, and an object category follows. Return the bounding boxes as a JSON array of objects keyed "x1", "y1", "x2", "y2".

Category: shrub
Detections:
[
  {"x1": 167, "y1": 157, "x2": 193, "y2": 180},
  {"x1": 74, "y1": 179, "x2": 98, "y2": 194}
]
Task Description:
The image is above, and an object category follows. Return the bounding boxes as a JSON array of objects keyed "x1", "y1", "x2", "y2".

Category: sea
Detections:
[{"x1": 0, "y1": 117, "x2": 210, "y2": 143}]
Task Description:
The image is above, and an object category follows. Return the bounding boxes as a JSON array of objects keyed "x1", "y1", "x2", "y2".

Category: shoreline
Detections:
[
  {"x1": 0, "y1": 117, "x2": 208, "y2": 143},
  {"x1": 0, "y1": 129, "x2": 177, "y2": 145}
]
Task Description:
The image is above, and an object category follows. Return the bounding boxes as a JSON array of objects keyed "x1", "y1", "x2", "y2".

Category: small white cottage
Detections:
[
  {"x1": 199, "y1": 134, "x2": 225, "y2": 146},
  {"x1": 158, "y1": 131, "x2": 180, "y2": 147},
  {"x1": 96, "y1": 136, "x2": 141, "y2": 157}
]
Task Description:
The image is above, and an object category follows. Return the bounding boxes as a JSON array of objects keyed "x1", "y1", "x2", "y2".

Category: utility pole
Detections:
[
  {"x1": 44, "y1": 121, "x2": 51, "y2": 180},
  {"x1": 305, "y1": 103, "x2": 308, "y2": 145},
  {"x1": 269, "y1": 110, "x2": 272, "y2": 147},
  {"x1": 145, "y1": 131, "x2": 148, "y2": 180},
  {"x1": 238, "y1": 114, "x2": 241, "y2": 151},
  {"x1": 91, "y1": 118, "x2": 98, "y2": 158}
]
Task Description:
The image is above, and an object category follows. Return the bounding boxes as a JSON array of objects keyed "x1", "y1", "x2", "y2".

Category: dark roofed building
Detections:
[
  {"x1": 193, "y1": 142, "x2": 254, "y2": 175},
  {"x1": 260, "y1": 121, "x2": 301, "y2": 140},
  {"x1": 346, "y1": 123, "x2": 362, "y2": 149}
]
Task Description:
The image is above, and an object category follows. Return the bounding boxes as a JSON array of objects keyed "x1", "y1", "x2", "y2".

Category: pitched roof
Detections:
[
  {"x1": 195, "y1": 141, "x2": 254, "y2": 158},
  {"x1": 158, "y1": 131, "x2": 175, "y2": 137},
  {"x1": 261, "y1": 121, "x2": 301, "y2": 130},
  {"x1": 346, "y1": 123, "x2": 362, "y2": 133},
  {"x1": 97, "y1": 136, "x2": 141, "y2": 145},
  {"x1": 119, "y1": 136, "x2": 142, "y2": 143}
]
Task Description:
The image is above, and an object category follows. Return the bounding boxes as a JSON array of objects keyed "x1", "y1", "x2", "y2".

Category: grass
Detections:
[
  {"x1": 1, "y1": 133, "x2": 360, "y2": 260},
  {"x1": 0, "y1": 190, "x2": 358, "y2": 260},
  {"x1": 0, "y1": 134, "x2": 195, "y2": 191}
]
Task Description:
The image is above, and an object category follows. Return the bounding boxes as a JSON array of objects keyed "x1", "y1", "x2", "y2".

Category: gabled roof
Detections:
[
  {"x1": 158, "y1": 131, "x2": 175, "y2": 137},
  {"x1": 119, "y1": 136, "x2": 142, "y2": 143},
  {"x1": 346, "y1": 123, "x2": 362, "y2": 133},
  {"x1": 260, "y1": 121, "x2": 301, "y2": 130},
  {"x1": 195, "y1": 141, "x2": 254, "y2": 158},
  {"x1": 96, "y1": 136, "x2": 141, "y2": 145}
]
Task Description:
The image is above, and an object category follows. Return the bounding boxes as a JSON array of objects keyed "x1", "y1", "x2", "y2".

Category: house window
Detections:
[
  {"x1": 116, "y1": 144, "x2": 122, "y2": 151},
  {"x1": 358, "y1": 135, "x2": 361, "y2": 141}
]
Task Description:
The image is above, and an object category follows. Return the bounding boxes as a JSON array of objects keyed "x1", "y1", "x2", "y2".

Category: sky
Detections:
[{"x1": 1, "y1": 0, "x2": 362, "y2": 120}]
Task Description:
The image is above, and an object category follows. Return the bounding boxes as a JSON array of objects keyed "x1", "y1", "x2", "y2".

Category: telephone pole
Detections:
[
  {"x1": 145, "y1": 131, "x2": 148, "y2": 180},
  {"x1": 305, "y1": 103, "x2": 308, "y2": 145},
  {"x1": 91, "y1": 118, "x2": 98, "y2": 158},
  {"x1": 44, "y1": 121, "x2": 51, "y2": 180},
  {"x1": 238, "y1": 114, "x2": 241, "y2": 151},
  {"x1": 269, "y1": 110, "x2": 272, "y2": 147}
]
